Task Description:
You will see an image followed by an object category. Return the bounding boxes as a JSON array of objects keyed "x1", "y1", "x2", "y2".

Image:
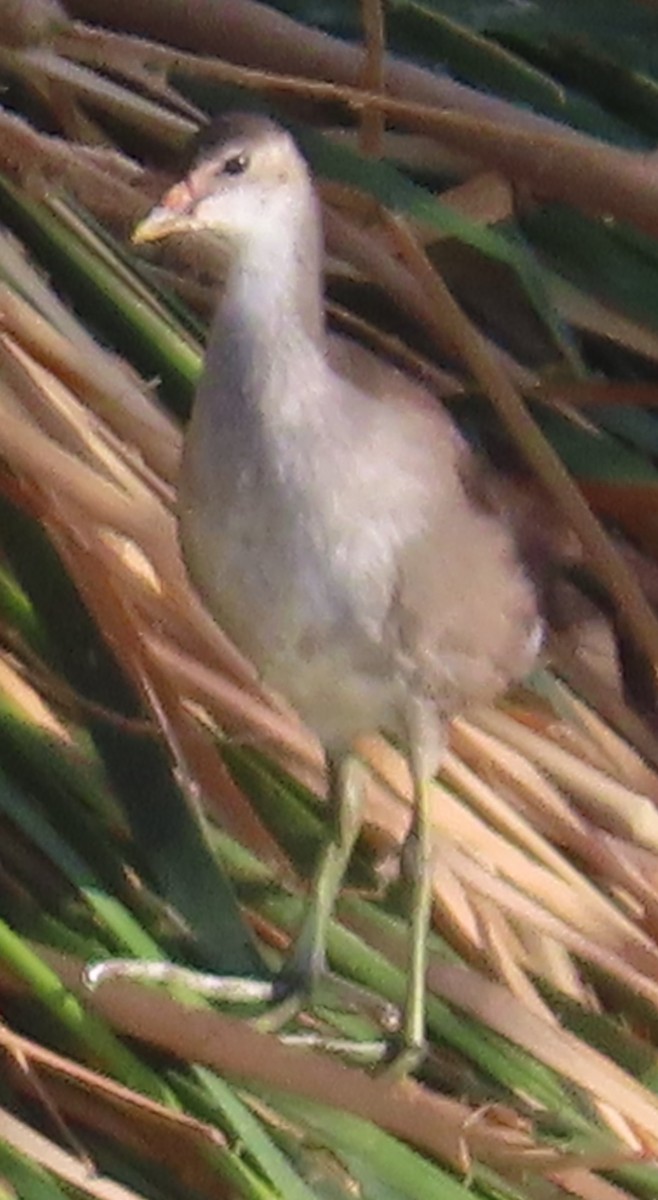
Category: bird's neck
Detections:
[{"x1": 198, "y1": 188, "x2": 327, "y2": 431}]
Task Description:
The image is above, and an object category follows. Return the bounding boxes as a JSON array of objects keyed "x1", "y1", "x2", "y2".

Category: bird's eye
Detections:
[{"x1": 222, "y1": 153, "x2": 249, "y2": 177}]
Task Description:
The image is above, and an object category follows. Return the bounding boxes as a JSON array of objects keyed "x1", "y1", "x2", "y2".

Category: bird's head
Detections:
[{"x1": 133, "y1": 114, "x2": 311, "y2": 249}]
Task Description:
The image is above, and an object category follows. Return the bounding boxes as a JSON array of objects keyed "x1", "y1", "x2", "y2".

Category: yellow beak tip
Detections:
[
  {"x1": 131, "y1": 222, "x2": 152, "y2": 247},
  {"x1": 131, "y1": 207, "x2": 189, "y2": 246}
]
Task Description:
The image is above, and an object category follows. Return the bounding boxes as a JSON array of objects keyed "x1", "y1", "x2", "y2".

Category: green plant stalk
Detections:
[{"x1": 0, "y1": 915, "x2": 176, "y2": 1106}]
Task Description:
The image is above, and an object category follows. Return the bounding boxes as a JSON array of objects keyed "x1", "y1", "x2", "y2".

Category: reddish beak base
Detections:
[{"x1": 132, "y1": 182, "x2": 197, "y2": 245}]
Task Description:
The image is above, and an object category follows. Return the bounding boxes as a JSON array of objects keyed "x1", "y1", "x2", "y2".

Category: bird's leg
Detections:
[
  {"x1": 87, "y1": 754, "x2": 387, "y2": 1053},
  {"x1": 289, "y1": 753, "x2": 365, "y2": 983},
  {"x1": 387, "y1": 711, "x2": 441, "y2": 1077},
  {"x1": 256, "y1": 753, "x2": 366, "y2": 1030}
]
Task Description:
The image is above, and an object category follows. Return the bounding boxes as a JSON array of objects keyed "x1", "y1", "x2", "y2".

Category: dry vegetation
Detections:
[{"x1": 2, "y1": 1, "x2": 658, "y2": 1198}]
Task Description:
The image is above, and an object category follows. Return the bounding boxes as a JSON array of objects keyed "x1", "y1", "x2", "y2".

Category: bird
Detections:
[{"x1": 133, "y1": 112, "x2": 546, "y2": 1073}]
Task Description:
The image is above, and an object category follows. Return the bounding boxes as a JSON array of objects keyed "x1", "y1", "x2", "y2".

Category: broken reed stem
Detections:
[{"x1": 359, "y1": 0, "x2": 386, "y2": 157}]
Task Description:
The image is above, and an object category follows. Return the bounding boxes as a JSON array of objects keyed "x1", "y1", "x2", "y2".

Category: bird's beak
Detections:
[{"x1": 132, "y1": 182, "x2": 198, "y2": 245}]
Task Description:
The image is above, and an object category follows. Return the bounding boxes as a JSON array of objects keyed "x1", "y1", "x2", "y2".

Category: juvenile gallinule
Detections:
[{"x1": 133, "y1": 113, "x2": 542, "y2": 1072}]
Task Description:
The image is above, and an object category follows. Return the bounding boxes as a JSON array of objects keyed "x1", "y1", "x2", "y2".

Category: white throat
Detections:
[{"x1": 190, "y1": 176, "x2": 332, "y2": 471}]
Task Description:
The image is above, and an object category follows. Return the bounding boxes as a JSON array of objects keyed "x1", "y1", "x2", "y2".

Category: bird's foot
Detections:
[
  {"x1": 84, "y1": 958, "x2": 278, "y2": 1005},
  {"x1": 256, "y1": 942, "x2": 395, "y2": 1040},
  {"x1": 254, "y1": 920, "x2": 327, "y2": 1031},
  {"x1": 83, "y1": 957, "x2": 400, "y2": 1064},
  {"x1": 381, "y1": 1033, "x2": 426, "y2": 1079},
  {"x1": 253, "y1": 973, "x2": 310, "y2": 1033}
]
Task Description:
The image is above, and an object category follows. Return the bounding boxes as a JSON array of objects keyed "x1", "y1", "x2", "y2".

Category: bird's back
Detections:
[{"x1": 179, "y1": 330, "x2": 541, "y2": 755}]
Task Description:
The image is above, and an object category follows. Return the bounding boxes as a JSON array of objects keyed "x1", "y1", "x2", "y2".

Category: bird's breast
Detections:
[{"x1": 179, "y1": 436, "x2": 406, "y2": 748}]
